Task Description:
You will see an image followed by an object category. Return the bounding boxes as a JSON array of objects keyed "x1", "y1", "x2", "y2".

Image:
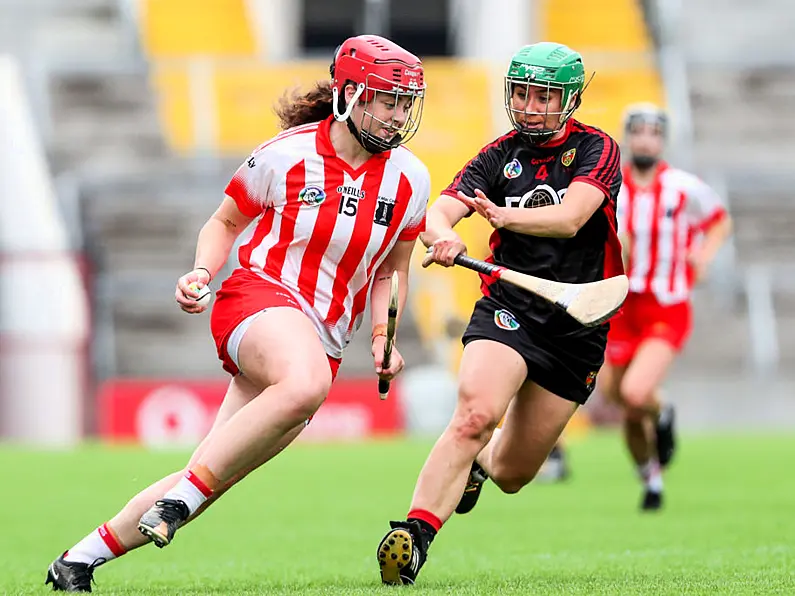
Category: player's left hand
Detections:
[
  {"x1": 371, "y1": 336, "x2": 405, "y2": 381},
  {"x1": 458, "y1": 189, "x2": 509, "y2": 229}
]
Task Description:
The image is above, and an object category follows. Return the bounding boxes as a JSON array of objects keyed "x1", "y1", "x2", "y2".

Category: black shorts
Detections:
[{"x1": 461, "y1": 296, "x2": 607, "y2": 405}]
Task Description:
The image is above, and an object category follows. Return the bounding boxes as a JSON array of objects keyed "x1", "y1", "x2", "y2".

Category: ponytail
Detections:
[{"x1": 275, "y1": 81, "x2": 334, "y2": 130}]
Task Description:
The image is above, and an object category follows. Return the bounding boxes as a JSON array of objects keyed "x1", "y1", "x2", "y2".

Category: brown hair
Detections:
[{"x1": 275, "y1": 80, "x2": 335, "y2": 130}]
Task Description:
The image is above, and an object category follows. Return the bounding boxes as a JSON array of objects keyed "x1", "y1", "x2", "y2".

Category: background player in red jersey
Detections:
[
  {"x1": 375, "y1": 42, "x2": 624, "y2": 586},
  {"x1": 600, "y1": 103, "x2": 732, "y2": 511},
  {"x1": 46, "y1": 34, "x2": 430, "y2": 592}
]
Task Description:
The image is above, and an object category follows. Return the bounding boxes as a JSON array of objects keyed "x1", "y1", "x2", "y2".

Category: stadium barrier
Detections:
[{"x1": 98, "y1": 377, "x2": 404, "y2": 446}]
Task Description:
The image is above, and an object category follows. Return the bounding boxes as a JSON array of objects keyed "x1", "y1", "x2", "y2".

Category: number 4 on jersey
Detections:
[{"x1": 535, "y1": 164, "x2": 549, "y2": 181}]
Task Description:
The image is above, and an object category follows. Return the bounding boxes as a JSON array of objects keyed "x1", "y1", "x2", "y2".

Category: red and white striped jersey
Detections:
[
  {"x1": 224, "y1": 116, "x2": 429, "y2": 358},
  {"x1": 617, "y1": 161, "x2": 727, "y2": 304}
]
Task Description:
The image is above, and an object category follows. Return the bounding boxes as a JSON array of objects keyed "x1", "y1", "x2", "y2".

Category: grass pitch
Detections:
[{"x1": 3, "y1": 432, "x2": 794, "y2": 594}]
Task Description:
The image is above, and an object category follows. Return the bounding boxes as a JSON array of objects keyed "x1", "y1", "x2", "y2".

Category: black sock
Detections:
[{"x1": 412, "y1": 519, "x2": 437, "y2": 547}]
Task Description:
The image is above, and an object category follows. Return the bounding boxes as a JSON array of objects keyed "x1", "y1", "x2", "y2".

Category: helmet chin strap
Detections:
[
  {"x1": 333, "y1": 82, "x2": 394, "y2": 154},
  {"x1": 332, "y1": 83, "x2": 366, "y2": 121}
]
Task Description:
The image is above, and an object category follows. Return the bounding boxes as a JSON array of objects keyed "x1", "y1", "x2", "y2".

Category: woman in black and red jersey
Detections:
[{"x1": 376, "y1": 41, "x2": 624, "y2": 586}]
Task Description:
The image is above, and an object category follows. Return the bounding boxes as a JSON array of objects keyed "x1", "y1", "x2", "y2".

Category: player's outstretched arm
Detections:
[
  {"x1": 419, "y1": 195, "x2": 471, "y2": 267},
  {"x1": 419, "y1": 194, "x2": 471, "y2": 248},
  {"x1": 463, "y1": 181, "x2": 605, "y2": 238}
]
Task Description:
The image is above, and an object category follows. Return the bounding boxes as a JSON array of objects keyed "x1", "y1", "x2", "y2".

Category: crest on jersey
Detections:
[
  {"x1": 561, "y1": 148, "x2": 576, "y2": 167},
  {"x1": 298, "y1": 185, "x2": 326, "y2": 206},
  {"x1": 494, "y1": 309, "x2": 520, "y2": 331},
  {"x1": 374, "y1": 195, "x2": 396, "y2": 227},
  {"x1": 585, "y1": 371, "x2": 598, "y2": 390},
  {"x1": 503, "y1": 159, "x2": 522, "y2": 179}
]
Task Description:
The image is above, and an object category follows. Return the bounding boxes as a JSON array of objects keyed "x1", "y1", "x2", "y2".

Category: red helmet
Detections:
[{"x1": 330, "y1": 35, "x2": 425, "y2": 153}]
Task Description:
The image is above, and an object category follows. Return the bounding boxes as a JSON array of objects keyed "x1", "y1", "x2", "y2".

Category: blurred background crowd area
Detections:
[{"x1": 0, "y1": 0, "x2": 793, "y2": 447}]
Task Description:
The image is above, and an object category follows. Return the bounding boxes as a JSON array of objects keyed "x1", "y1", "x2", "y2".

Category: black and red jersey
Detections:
[{"x1": 443, "y1": 119, "x2": 623, "y2": 330}]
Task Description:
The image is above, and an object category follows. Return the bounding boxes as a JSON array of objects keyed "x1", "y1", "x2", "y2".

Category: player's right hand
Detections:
[
  {"x1": 424, "y1": 235, "x2": 467, "y2": 268},
  {"x1": 175, "y1": 268, "x2": 211, "y2": 314}
]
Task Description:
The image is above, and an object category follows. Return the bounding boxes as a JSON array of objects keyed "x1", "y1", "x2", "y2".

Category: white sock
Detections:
[
  {"x1": 638, "y1": 459, "x2": 663, "y2": 493},
  {"x1": 162, "y1": 471, "x2": 212, "y2": 516},
  {"x1": 64, "y1": 524, "x2": 124, "y2": 565}
]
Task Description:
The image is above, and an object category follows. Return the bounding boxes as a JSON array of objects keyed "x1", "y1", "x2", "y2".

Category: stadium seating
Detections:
[
  {"x1": 139, "y1": 0, "x2": 257, "y2": 58},
  {"x1": 539, "y1": 0, "x2": 665, "y2": 138}
]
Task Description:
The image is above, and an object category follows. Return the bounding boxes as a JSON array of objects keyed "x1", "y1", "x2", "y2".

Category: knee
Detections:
[
  {"x1": 450, "y1": 404, "x2": 500, "y2": 447},
  {"x1": 619, "y1": 380, "x2": 653, "y2": 415},
  {"x1": 278, "y1": 368, "x2": 332, "y2": 424},
  {"x1": 490, "y1": 463, "x2": 536, "y2": 494}
]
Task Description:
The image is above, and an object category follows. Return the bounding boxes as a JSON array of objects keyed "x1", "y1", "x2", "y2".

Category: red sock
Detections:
[
  {"x1": 407, "y1": 508, "x2": 443, "y2": 533},
  {"x1": 98, "y1": 523, "x2": 127, "y2": 557},
  {"x1": 64, "y1": 522, "x2": 126, "y2": 564}
]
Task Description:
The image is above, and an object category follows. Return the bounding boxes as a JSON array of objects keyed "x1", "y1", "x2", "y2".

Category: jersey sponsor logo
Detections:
[
  {"x1": 503, "y1": 158, "x2": 522, "y2": 179},
  {"x1": 494, "y1": 309, "x2": 520, "y2": 331},
  {"x1": 298, "y1": 185, "x2": 326, "y2": 206},
  {"x1": 561, "y1": 148, "x2": 576, "y2": 167},
  {"x1": 337, "y1": 185, "x2": 366, "y2": 199},
  {"x1": 374, "y1": 195, "x2": 396, "y2": 227},
  {"x1": 506, "y1": 184, "x2": 566, "y2": 209},
  {"x1": 246, "y1": 156, "x2": 256, "y2": 168}
]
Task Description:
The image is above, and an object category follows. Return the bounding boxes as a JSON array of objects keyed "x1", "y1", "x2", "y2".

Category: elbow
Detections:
[{"x1": 557, "y1": 218, "x2": 582, "y2": 238}]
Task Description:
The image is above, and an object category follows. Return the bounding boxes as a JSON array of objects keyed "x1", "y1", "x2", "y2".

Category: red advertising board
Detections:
[{"x1": 98, "y1": 377, "x2": 403, "y2": 447}]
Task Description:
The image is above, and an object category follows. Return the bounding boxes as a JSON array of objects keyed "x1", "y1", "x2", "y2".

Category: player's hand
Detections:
[
  {"x1": 175, "y1": 268, "x2": 211, "y2": 314},
  {"x1": 688, "y1": 249, "x2": 709, "y2": 285},
  {"x1": 372, "y1": 336, "x2": 404, "y2": 380},
  {"x1": 458, "y1": 189, "x2": 509, "y2": 229},
  {"x1": 423, "y1": 235, "x2": 467, "y2": 268}
]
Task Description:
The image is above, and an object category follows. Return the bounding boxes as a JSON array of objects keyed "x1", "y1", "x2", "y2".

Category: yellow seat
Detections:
[
  {"x1": 541, "y1": 0, "x2": 651, "y2": 52},
  {"x1": 151, "y1": 66, "x2": 194, "y2": 152},
  {"x1": 140, "y1": 0, "x2": 257, "y2": 58}
]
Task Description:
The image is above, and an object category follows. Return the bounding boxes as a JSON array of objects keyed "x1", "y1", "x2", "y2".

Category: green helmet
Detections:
[{"x1": 505, "y1": 42, "x2": 586, "y2": 144}]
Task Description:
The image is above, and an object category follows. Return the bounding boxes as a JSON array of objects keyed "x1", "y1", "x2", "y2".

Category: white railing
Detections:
[
  {"x1": 653, "y1": 0, "x2": 694, "y2": 170},
  {"x1": 743, "y1": 265, "x2": 780, "y2": 376}
]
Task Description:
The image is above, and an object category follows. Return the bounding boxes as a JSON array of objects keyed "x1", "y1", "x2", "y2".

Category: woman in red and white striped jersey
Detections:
[
  {"x1": 601, "y1": 103, "x2": 732, "y2": 511},
  {"x1": 46, "y1": 34, "x2": 429, "y2": 591}
]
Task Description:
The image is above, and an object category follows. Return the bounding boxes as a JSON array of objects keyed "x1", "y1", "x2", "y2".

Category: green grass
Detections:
[{"x1": 3, "y1": 432, "x2": 794, "y2": 594}]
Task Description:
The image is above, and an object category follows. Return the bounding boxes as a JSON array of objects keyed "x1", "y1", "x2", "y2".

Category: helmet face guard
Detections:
[
  {"x1": 330, "y1": 35, "x2": 425, "y2": 154},
  {"x1": 504, "y1": 42, "x2": 587, "y2": 145},
  {"x1": 504, "y1": 78, "x2": 581, "y2": 144}
]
